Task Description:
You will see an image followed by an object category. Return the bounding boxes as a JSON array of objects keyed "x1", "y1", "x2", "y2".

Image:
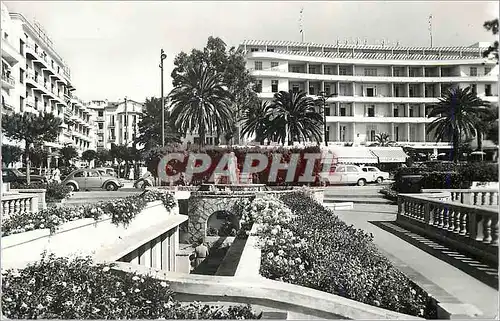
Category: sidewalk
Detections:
[{"x1": 335, "y1": 204, "x2": 498, "y2": 319}]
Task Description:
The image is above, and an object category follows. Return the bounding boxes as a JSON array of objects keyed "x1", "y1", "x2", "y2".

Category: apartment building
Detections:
[
  {"x1": 88, "y1": 98, "x2": 144, "y2": 150},
  {"x1": 239, "y1": 39, "x2": 498, "y2": 154},
  {"x1": 1, "y1": 2, "x2": 94, "y2": 165}
]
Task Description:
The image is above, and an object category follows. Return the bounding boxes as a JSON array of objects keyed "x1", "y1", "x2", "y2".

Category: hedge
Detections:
[
  {"x1": 241, "y1": 192, "x2": 437, "y2": 318},
  {"x1": 393, "y1": 162, "x2": 498, "y2": 192},
  {"x1": 1, "y1": 254, "x2": 260, "y2": 319},
  {"x1": 144, "y1": 145, "x2": 323, "y2": 186}
]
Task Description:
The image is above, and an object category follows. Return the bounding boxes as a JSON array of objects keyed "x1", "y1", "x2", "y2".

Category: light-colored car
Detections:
[
  {"x1": 319, "y1": 164, "x2": 375, "y2": 186},
  {"x1": 360, "y1": 166, "x2": 390, "y2": 184},
  {"x1": 62, "y1": 169, "x2": 124, "y2": 191},
  {"x1": 94, "y1": 167, "x2": 117, "y2": 177}
]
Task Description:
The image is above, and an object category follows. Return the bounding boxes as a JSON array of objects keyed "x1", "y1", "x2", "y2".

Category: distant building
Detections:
[
  {"x1": 238, "y1": 39, "x2": 498, "y2": 155},
  {"x1": 1, "y1": 1, "x2": 93, "y2": 166},
  {"x1": 88, "y1": 98, "x2": 144, "y2": 150}
]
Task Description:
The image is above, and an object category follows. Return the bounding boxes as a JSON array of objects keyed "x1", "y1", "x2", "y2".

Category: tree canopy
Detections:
[
  {"x1": 2, "y1": 144, "x2": 23, "y2": 167},
  {"x1": 483, "y1": 18, "x2": 499, "y2": 62}
]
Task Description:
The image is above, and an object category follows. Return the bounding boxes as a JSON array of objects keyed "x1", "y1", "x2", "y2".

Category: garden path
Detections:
[{"x1": 335, "y1": 203, "x2": 498, "y2": 319}]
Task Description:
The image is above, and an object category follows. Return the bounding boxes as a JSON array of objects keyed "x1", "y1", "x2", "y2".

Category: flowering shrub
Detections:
[
  {"x1": 11, "y1": 181, "x2": 72, "y2": 202},
  {"x1": 1, "y1": 253, "x2": 260, "y2": 319},
  {"x1": 1, "y1": 190, "x2": 177, "y2": 237},
  {"x1": 241, "y1": 193, "x2": 437, "y2": 318}
]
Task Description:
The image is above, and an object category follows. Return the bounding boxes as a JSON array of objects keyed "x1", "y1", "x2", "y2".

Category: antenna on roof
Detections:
[
  {"x1": 428, "y1": 14, "x2": 433, "y2": 47},
  {"x1": 299, "y1": 7, "x2": 304, "y2": 42}
]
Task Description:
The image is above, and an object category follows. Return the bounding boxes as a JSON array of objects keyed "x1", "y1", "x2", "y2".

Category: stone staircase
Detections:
[{"x1": 323, "y1": 186, "x2": 394, "y2": 205}]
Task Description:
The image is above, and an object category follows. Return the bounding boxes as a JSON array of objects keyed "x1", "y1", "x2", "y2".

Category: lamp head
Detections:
[{"x1": 160, "y1": 49, "x2": 167, "y2": 61}]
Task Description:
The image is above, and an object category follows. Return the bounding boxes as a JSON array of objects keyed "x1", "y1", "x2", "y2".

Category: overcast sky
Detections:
[{"x1": 4, "y1": 1, "x2": 499, "y2": 102}]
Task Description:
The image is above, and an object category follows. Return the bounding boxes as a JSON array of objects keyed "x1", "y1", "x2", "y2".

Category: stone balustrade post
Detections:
[
  {"x1": 468, "y1": 210, "x2": 478, "y2": 240},
  {"x1": 423, "y1": 202, "x2": 431, "y2": 224}
]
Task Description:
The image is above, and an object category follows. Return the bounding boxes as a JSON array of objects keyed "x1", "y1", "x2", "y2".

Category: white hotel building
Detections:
[
  {"x1": 1, "y1": 2, "x2": 94, "y2": 166},
  {"x1": 239, "y1": 40, "x2": 498, "y2": 154}
]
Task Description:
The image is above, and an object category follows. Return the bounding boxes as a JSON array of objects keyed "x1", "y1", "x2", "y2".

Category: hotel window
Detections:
[
  {"x1": 98, "y1": 111, "x2": 104, "y2": 117},
  {"x1": 340, "y1": 126, "x2": 346, "y2": 142},
  {"x1": 365, "y1": 87, "x2": 375, "y2": 97},
  {"x1": 395, "y1": 126, "x2": 400, "y2": 141},
  {"x1": 470, "y1": 67, "x2": 477, "y2": 76},
  {"x1": 291, "y1": 66, "x2": 301, "y2": 73},
  {"x1": 368, "y1": 130, "x2": 376, "y2": 141},
  {"x1": 19, "y1": 68, "x2": 24, "y2": 84},
  {"x1": 309, "y1": 66, "x2": 317, "y2": 74},
  {"x1": 340, "y1": 105, "x2": 346, "y2": 116},
  {"x1": 325, "y1": 107, "x2": 331, "y2": 116},
  {"x1": 393, "y1": 68, "x2": 403, "y2": 77},
  {"x1": 271, "y1": 61, "x2": 279, "y2": 68},
  {"x1": 364, "y1": 68, "x2": 377, "y2": 76},
  {"x1": 250, "y1": 48, "x2": 259, "y2": 52},
  {"x1": 19, "y1": 40, "x2": 24, "y2": 56},
  {"x1": 485, "y1": 67, "x2": 491, "y2": 75},
  {"x1": 471, "y1": 84, "x2": 477, "y2": 95},
  {"x1": 20, "y1": 96, "x2": 24, "y2": 112},
  {"x1": 367, "y1": 105, "x2": 375, "y2": 117},
  {"x1": 339, "y1": 67, "x2": 348, "y2": 75},
  {"x1": 485, "y1": 84, "x2": 492, "y2": 96},
  {"x1": 324, "y1": 84, "x2": 331, "y2": 95},
  {"x1": 324, "y1": 66, "x2": 333, "y2": 75},
  {"x1": 267, "y1": 48, "x2": 274, "y2": 52},
  {"x1": 325, "y1": 127, "x2": 330, "y2": 141},
  {"x1": 98, "y1": 123, "x2": 103, "y2": 129},
  {"x1": 254, "y1": 61, "x2": 263, "y2": 70},
  {"x1": 292, "y1": 84, "x2": 300, "y2": 93},
  {"x1": 271, "y1": 80, "x2": 278, "y2": 93},
  {"x1": 409, "y1": 105, "x2": 415, "y2": 117},
  {"x1": 309, "y1": 85, "x2": 316, "y2": 95},
  {"x1": 255, "y1": 80, "x2": 262, "y2": 93}
]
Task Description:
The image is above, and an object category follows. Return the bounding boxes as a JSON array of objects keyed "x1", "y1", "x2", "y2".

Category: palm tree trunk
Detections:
[{"x1": 25, "y1": 141, "x2": 31, "y2": 185}]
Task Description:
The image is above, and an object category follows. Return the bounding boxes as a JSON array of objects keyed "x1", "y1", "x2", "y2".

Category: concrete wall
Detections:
[{"x1": 2, "y1": 200, "x2": 188, "y2": 271}]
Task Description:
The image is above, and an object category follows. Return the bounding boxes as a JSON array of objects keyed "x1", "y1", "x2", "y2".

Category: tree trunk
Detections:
[
  {"x1": 25, "y1": 141, "x2": 31, "y2": 185},
  {"x1": 453, "y1": 131, "x2": 460, "y2": 163}
]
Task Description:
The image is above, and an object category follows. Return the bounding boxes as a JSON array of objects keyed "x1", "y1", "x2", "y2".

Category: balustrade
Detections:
[
  {"x1": 398, "y1": 193, "x2": 498, "y2": 263},
  {"x1": 1, "y1": 193, "x2": 39, "y2": 220},
  {"x1": 421, "y1": 189, "x2": 498, "y2": 207}
]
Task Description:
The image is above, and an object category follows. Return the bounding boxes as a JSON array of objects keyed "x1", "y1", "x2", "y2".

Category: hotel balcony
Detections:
[
  {"x1": 2, "y1": 102, "x2": 14, "y2": 115},
  {"x1": 1, "y1": 38, "x2": 21, "y2": 65},
  {"x1": 325, "y1": 115, "x2": 434, "y2": 124},
  {"x1": 249, "y1": 69, "x2": 498, "y2": 84},
  {"x1": 1, "y1": 73, "x2": 15, "y2": 89},
  {"x1": 25, "y1": 42, "x2": 49, "y2": 68}
]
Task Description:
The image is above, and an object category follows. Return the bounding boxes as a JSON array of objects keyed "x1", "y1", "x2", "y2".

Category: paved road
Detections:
[{"x1": 335, "y1": 204, "x2": 498, "y2": 318}]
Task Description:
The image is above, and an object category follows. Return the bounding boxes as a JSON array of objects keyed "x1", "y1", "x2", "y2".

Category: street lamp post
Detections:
[
  {"x1": 318, "y1": 91, "x2": 334, "y2": 146},
  {"x1": 159, "y1": 49, "x2": 167, "y2": 147}
]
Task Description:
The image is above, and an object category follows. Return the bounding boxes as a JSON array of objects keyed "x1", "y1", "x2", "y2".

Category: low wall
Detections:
[
  {"x1": 112, "y1": 262, "x2": 421, "y2": 320},
  {"x1": 2, "y1": 201, "x2": 188, "y2": 271},
  {"x1": 11, "y1": 188, "x2": 47, "y2": 210}
]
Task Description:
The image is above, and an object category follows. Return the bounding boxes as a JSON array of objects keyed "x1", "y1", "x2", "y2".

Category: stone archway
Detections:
[
  {"x1": 206, "y1": 210, "x2": 240, "y2": 237},
  {"x1": 187, "y1": 194, "x2": 254, "y2": 243}
]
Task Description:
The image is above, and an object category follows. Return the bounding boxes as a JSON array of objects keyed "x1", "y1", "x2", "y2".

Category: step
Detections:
[
  {"x1": 323, "y1": 202, "x2": 354, "y2": 210},
  {"x1": 261, "y1": 311, "x2": 289, "y2": 319},
  {"x1": 376, "y1": 221, "x2": 498, "y2": 289},
  {"x1": 324, "y1": 194, "x2": 386, "y2": 199}
]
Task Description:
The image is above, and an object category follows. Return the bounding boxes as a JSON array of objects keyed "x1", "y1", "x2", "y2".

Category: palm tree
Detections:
[
  {"x1": 426, "y1": 86, "x2": 490, "y2": 162},
  {"x1": 169, "y1": 64, "x2": 234, "y2": 146},
  {"x1": 240, "y1": 100, "x2": 271, "y2": 145},
  {"x1": 372, "y1": 133, "x2": 396, "y2": 147},
  {"x1": 265, "y1": 90, "x2": 323, "y2": 145}
]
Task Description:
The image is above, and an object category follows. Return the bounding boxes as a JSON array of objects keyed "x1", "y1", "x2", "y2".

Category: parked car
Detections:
[
  {"x1": 319, "y1": 164, "x2": 375, "y2": 186},
  {"x1": 2, "y1": 168, "x2": 47, "y2": 184},
  {"x1": 94, "y1": 167, "x2": 117, "y2": 177},
  {"x1": 62, "y1": 169, "x2": 124, "y2": 191},
  {"x1": 360, "y1": 166, "x2": 390, "y2": 184},
  {"x1": 18, "y1": 167, "x2": 43, "y2": 176}
]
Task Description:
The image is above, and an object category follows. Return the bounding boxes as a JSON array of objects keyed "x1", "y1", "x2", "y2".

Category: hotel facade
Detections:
[
  {"x1": 239, "y1": 40, "x2": 498, "y2": 154},
  {"x1": 1, "y1": 2, "x2": 94, "y2": 166}
]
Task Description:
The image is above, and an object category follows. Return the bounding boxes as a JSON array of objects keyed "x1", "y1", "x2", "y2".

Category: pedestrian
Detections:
[
  {"x1": 51, "y1": 167, "x2": 61, "y2": 183},
  {"x1": 193, "y1": 238, "x2": 209, "y2": 269}
]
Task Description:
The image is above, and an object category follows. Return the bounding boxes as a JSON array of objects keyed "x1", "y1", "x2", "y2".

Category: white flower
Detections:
[
  {"x1": 299, "y1": 264, "x2": 305, "y2": 270},
  {"x1": 36, "y1": 303, "x2": 43, "y2": 309},
  {"x1": 132, "y1": 275, "x2": 140, "y2": 281},
  {"x1": 146, "y1": 300, "x2": 152, "y2": 304},
  {"x1": 134, "y1": 288, "x2": 141, "y2": 293},
  {"x1": 109, "y1": 298, "x2": 118, "y2": 303},
  {"x1": 160, "y1": 281, "x2": 168, "y2": 287},
  {"x1": 61, "y1": 282, "x2": 67, "y2": 287},
  {"x1": 26, "y1": 291, "x2": 32, "y2": 296},
  {"x1": 102, "y1": 266, "x2": 110, "y2": 272},
  {"x1": 5, "y1": 297, "x2": 12, "y2": 302}
]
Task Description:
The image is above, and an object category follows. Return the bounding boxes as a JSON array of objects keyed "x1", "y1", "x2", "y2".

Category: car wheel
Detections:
[
  {"x1": 357, "y1": 178, "x2": 366, "y2": 186},
  {"x1": 376, "y1": 177, "x2": 384, "y2": 184},
  {"x1": 67, "y1": 183, "x2": 77, "y2": 192},
  {"x1": 106, "y1": 182, "x2": 118, "y2": 191}
]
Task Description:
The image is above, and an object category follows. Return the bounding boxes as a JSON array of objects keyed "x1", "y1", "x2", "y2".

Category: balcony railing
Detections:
[{"x1": 1, "y1": 74, "x2": 15, "y2": 86}]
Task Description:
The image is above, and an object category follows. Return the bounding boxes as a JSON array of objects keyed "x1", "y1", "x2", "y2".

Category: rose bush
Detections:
[
  {"x1": 1, "y1": 190, "x2": 177, "y2": 237},
  {"x1": 241, "y1": 193, "x2": 437, "y2": 318},
  {"x1": 1, "y1": 253, "x2": 260, "y2": 319}
]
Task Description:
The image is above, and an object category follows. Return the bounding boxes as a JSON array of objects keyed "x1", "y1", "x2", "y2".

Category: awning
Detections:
[
  {"x1": 369, "y1": 147, "x2": 408, "y2": 163},
  {"x1": 325, "y1": 147, "x2": 378, "y2": 164}
]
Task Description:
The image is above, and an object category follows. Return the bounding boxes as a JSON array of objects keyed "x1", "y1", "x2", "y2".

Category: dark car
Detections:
[{"x1": 2, "y1": 168, "x2": 47, "y2": 184}]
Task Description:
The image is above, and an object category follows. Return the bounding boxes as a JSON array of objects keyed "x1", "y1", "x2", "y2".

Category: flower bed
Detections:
[
  {"x1": 11, "y1": 181, "x2": 72, "y2": 203},
  {"x1": 1, "y1": 190, "x2": 176, "y2": 237},
  {"x1": 1, "y1": 253, "x2": 260, "y2": 319},
  {"x1": 241, "y1": 192, "x2": 437, "y2": 318}
]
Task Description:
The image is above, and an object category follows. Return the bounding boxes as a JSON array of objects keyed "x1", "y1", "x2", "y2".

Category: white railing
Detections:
[
  {"x1": 421, "y1": 189, "x2": 498, "y2": 207},
  {"x1": 2, "y1": 193, "x2": 39, "y2": 220},
  {"x1": 397, "y1": 194, "x2": 498, "y2": 263}
]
